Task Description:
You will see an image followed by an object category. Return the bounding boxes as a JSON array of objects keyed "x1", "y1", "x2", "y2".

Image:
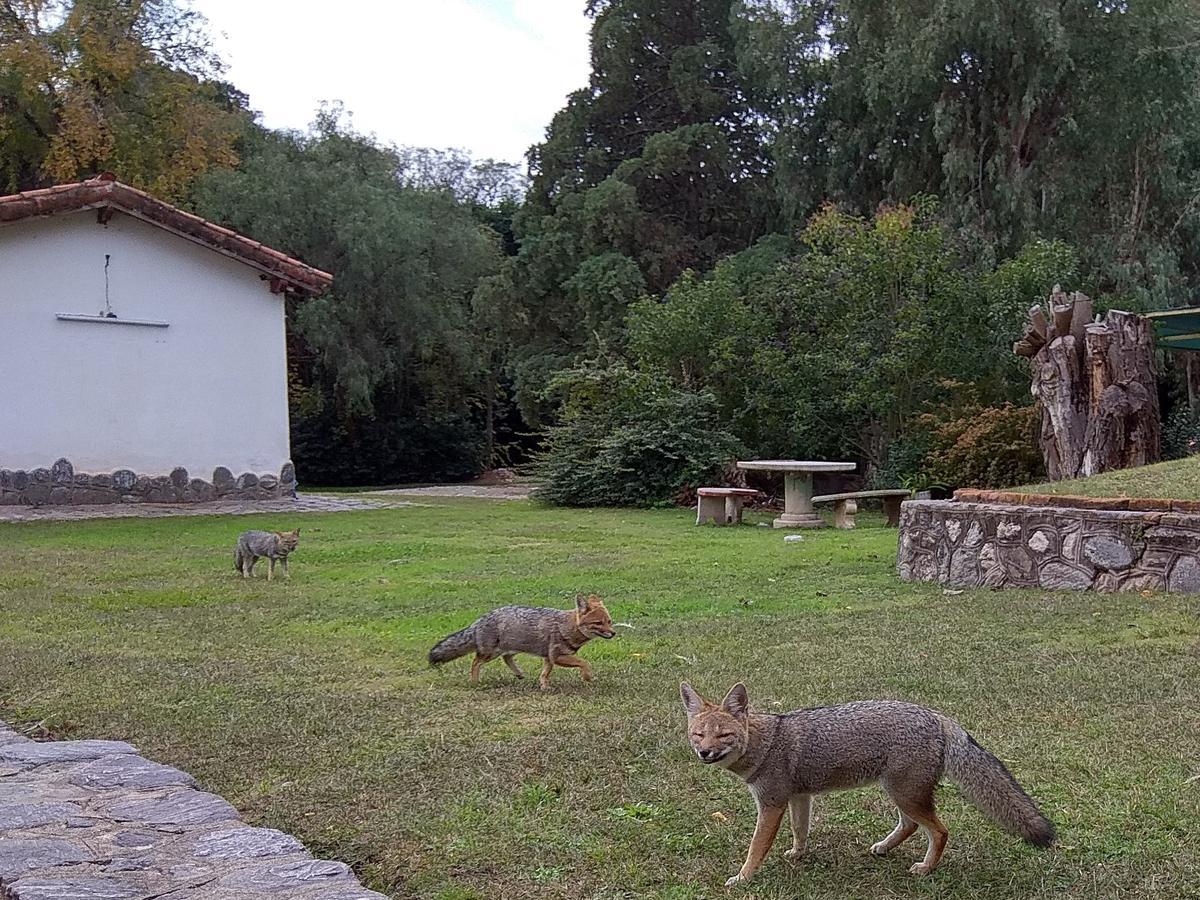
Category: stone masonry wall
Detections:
[
  {"x1": 0, "y1": 459, "x2": 296, "y2": 506},
  {"x1": 897, "y1": 499, "x2": 1200, "y2": 593}
]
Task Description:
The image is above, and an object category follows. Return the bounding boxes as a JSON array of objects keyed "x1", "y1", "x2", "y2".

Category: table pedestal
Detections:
[{"x1": 773, "y1": 472, "x2": 826, "y2": 528}]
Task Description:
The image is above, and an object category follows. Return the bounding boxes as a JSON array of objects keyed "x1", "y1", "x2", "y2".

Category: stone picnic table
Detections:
[{"x1": 736, "y1": 459, "x2": 856, "y2": 528}]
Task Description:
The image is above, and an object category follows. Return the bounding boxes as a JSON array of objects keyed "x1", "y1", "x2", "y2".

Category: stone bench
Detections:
[
  {"x1": 811, "y1": 489, "x2": 911, "y2": 529},
  {"x1": 696, "y1": 487, "x2": 759, "y2": 525}
]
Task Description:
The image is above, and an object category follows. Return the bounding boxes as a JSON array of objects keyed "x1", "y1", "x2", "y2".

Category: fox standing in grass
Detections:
[
  {"x1": 681, "y1": 682, "x2": 1054, "y2": 887},
  {"x1": 234, "y1": 529, "x2": 300, "y2": 581},
  {"x1": 429, "y1": 594, "x2": 615, "y2": 689}
]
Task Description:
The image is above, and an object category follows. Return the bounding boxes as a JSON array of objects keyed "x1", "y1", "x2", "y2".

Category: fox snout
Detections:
[
  {"x1": 696, "y1": 747, "x2": 731, "y2": 764},
  {"x1": 597, "y1": 628, "x2": 615, "y2": 639}
]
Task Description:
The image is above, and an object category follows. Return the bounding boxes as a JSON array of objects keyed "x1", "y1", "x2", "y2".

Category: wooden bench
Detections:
[
  {"x1": 810, "y1": 489, "x2": 912, "y2": 529},
  {"x1": 696, "y1": 487, "x2": 759, "y2": 525}
]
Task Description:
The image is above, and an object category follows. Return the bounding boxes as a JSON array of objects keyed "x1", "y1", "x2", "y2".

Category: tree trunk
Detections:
[
  {"x1": 483, "y1": 361, "x2": 498, "y2": 469},
  {"x1": 1186, "y1": 354, "x2": 1200, "y2": 415},
  {"x1": 1013, "y1": 286, "x2": 1159, "y2": 480}
]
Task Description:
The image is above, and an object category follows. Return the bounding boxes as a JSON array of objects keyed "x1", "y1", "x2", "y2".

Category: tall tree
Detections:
[
  {"x1": 0, "y1": 0, "x2": 248, "y2": 198},
  {"x1": 193, "y1": 112, "x2": 504, "y2": 484},
  {"x1": 489, "y1": 0, "x2": 773, "y2": 419},
  {"x1": 736, "y1": 0, "x2": 1200, "y2": 305}
]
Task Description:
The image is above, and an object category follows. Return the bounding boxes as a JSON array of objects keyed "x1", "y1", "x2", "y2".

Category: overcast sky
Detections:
[{"x1": 195, "y1": 0, "x2": 592, "y2": 164}]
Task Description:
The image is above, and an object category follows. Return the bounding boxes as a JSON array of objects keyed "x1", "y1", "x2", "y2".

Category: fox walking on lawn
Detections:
[
  {"x1": 234, "y1": 529, "x2": 300, "y2": 581},
  {"x1": 429, "y1": 594, "x2": 615, "y2": 689},
  {"x1": 680, "y1": 682, "x2": 1054, "y2": 887}
]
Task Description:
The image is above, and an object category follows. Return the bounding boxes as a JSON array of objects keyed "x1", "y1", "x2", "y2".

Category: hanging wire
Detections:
[{"x1": 102, "y1": 254, "x2": 113, "y2": 317}]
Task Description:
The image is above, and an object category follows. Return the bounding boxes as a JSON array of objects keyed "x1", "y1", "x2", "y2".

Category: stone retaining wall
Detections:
[
  {"x1": 0, "y1": 720, "x2": 386, "y2": 899},
  {"x1": 0, "y1": 459, "x2": 295, "y2": 506},
  {"x1": 897, "y1": 499, "x2": 1200, "y2": 593}
]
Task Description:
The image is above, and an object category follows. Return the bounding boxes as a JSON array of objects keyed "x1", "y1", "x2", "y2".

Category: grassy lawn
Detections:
[
  {"x1": 1019, "y1": 455, "x2": 1200, "y2": 500},
  {"x1": 1, "y1": 499, "x2": 1197, "y2": 899}
]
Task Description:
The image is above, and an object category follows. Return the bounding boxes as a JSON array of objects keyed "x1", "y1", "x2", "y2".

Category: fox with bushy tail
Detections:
[
  {"x1": 429, "y1": 594, "x2": 615, "y2": 690},
  {"x1": 681, "y1": 682, "x2": 1054, "y2": 887}
]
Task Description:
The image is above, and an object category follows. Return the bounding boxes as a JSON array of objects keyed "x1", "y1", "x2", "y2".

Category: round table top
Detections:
[{"x1": 736, "y1": 459, "x2": 856, "y2": 473}]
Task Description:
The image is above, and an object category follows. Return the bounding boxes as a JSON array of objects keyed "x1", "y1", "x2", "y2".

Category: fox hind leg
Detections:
[
  {"x1": 888, "y1": 789, "x2": 947, "y2": 876},
  {"x1": 502, "y1": 654, "x2": 524, "y2": 679},
  {"x1": 784, "y1": 794, "x2": 813, "y2": 860},
  {"x1": 870, "y1": 810, "x2": 918, "y2": 857},
  {"x1": 470, "y1": 653, "x2": 492, "y2": 685}
]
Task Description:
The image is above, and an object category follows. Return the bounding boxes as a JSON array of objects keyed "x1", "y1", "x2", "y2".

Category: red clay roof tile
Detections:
[{"x1": 0, "y1": 176, "x2": 332, "y2": 295}]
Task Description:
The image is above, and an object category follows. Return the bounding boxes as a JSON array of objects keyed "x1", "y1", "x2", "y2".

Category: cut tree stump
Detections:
[{"x1": 1013, "y1": 286, "x2": 1159, "y2": 480}]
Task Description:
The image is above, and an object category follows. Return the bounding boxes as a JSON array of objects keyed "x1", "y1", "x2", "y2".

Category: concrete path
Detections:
[
  {"x1": 0, "y1": 493, "x2": 413, "y2": 524},
  {"x1": 0, "y1": 721, "x2": 387, "y2": 899},
  {"x1": 370, "y1": 483, "x2": 534, "y2": 501}
]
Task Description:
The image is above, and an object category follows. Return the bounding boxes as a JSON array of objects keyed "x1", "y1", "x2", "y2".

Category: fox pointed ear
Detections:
[
  {"x1": 680, "y1": 682, "x2": 705, "y2": 716},
  {"x1": 293, "y1": 528, "x2": 301, "y2": 536},
  {"x1": 575, "y1": 593, "x2": 589, "y2": 613},
  {"x1": 721, "y1": 682, "x2": 750, "y2": 718}
]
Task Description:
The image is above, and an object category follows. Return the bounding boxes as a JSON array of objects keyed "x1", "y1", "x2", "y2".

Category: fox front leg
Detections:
[
  {"x1": 784, "y1": 794, "x2": 813, "y2": 860},
  {"x1": 552, "y1": 653, "x2": 593, "y2": 682},
  {"x1": 727, "y1": 801, "x2": 785, "y2": 887},
  {"x1": 267, "y1": 557, "x2": 275, "y2": 582},
  {"x1": 538, "y1": 657, "x2": 554, "y2": 690}
]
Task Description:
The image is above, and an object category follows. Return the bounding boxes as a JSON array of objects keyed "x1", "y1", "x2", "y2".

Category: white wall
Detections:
[{"x1": 0, "y1": 211, "x2": 291, "y2": 477}]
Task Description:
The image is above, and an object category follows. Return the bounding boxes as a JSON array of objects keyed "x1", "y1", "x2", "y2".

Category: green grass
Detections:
[
  {"x1": 1, "y1": 500, "x2": 1197, "y2": 898},
  {"x1": 1019, "y1": 455, "x2": 1200, "y2": 499}
]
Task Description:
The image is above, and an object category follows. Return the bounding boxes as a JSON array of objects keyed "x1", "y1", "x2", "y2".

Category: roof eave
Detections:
[{"x1": 0, "y1": 178, "x2": 333, "y2": 297}]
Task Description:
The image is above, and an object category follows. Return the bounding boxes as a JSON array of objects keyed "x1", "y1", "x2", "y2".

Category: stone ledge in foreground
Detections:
[{"x1": 0, "y1": 721, "x2": 388, "y2": 899}]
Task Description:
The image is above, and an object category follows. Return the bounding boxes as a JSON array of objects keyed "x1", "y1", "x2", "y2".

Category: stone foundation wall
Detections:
[
  {"x1": 897, "y1": 499, "x2": 1200, "y2": 593},
  {"x1": 0, "y1": 458, "x2": 296, "y2": 506}
]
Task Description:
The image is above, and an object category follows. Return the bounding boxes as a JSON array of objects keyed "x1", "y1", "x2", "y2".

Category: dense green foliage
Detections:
[
  {"x1": 486, "y1": 0, "x2": 774, "y2": 420},
  {"x1": 510, "y1": 0, "x2": 1200, "y2": 501},
  {"x1": 624, "y1": 202, "x2": 1050, "y2": 482},
  {"x1": 919, "y1": 401, "x2": 1046, "y2": 490},
  {"x1": 7, "y1": 0, "x2": 1200, "y2": 492},
  {"x1": 735, "y1": 0, "x2": 1200, "y2": 302},
  {"x1": 192, "y1": 114, "x2": 508, "y2": 485},
  {"x1": 532, "y1": 364, "x2": 741, "y2": 506}
]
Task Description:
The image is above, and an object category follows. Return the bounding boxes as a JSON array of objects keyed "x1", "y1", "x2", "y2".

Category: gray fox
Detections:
[
  {"x1": 234, "y1": 529, "x2": 300, "y2": 581},
  {"x1": 429, "y1": 594, "x2": 615, "y2": 689},
  {"x1": 680, "y1": 682, "x2": 1054, "y2": 886}
]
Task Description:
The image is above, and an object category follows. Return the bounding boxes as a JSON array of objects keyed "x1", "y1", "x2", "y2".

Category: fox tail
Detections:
[
  {"x1": 943, "y1": 725, "x2": 1055, "y2": 848},
  {"x1": 428, "y1": 623, "x2": 478, "y2": 666}
]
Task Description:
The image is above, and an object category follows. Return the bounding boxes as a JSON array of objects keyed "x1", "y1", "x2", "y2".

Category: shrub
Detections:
[
  {"x1": 1162, "y1": 406, "x2": 1200, "y2": 460},
  {"x1": 920, "y1": 402, "x2": 1045, "y2": 489},
  {"x1": 532, "y1": 364, "x2": 742, "y2": 507}
]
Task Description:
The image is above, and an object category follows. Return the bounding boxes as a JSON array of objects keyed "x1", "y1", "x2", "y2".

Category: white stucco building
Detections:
[{"x1": 0, "y1": 174, "x2": 332, "y2": 503}]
